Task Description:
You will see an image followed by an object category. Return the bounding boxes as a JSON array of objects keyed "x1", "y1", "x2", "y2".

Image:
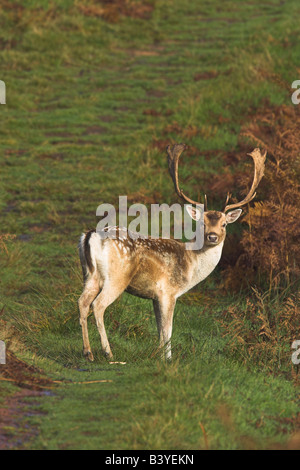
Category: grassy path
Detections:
[{"x1": 9, "y1": 300, "x2": 298, "y2": 450}]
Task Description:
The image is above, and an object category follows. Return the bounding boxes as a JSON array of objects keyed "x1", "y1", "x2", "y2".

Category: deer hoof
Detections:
[
  {"x1": 104, "y1": 351, "x2": 113, "y2": 360},
  {"x1": 84, "y1": 350, "x2": 94, "y2": 362}
]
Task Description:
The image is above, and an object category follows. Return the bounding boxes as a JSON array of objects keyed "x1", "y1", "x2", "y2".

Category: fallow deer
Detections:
[{"x1": 78, "y1": 144, "x2": 266, "y2": 361}]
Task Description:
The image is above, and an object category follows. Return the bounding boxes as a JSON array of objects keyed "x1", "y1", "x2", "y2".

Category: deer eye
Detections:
[{"x1": 222, "y1": 223, "x2": 226, "y2": 228}]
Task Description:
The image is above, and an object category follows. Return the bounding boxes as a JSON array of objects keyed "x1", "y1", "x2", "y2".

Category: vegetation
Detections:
[{"x1": 0, "y1": 0, "x2": 299, "y2": 450}]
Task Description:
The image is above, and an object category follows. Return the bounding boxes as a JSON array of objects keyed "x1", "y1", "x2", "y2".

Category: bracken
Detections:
[{"x1": 221, "y1": 104, "x2": 300, "y2": 293}]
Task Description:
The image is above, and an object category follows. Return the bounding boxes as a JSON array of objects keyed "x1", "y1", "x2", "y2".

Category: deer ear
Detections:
[
  {"x1": 226, "y1": 209, "x2": 242, "y2": 224},
  {"x1": 186, "y1": 205, "x2": 201, "y2": 221}
]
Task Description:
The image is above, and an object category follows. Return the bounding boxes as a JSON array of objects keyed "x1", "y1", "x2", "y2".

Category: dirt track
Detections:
[{"x1": 0, "y1": 351, "x2": 54, "y2": 449}]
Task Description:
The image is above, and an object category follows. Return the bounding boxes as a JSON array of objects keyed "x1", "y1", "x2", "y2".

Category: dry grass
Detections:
[
  {"x1": 0, "y1": 234, "x2": 15, "y2": 255},
  {"x1": 219, "y1": 289, "x2": 300, "y2": 382},
  {"x1": 78, "y1": 0, "x2": 155, "y2": 23}
]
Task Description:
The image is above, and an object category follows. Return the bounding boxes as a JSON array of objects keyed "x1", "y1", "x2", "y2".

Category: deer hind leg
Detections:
[
  {"x1": 153, "y1": 296, "x2": 176, "y2": 360},
  {"x1": 92, "y1": 281, "x2": 129, "y2": 359},
  {"x1": 78, "y1": 275, "x2": 101, "y2": 361}
]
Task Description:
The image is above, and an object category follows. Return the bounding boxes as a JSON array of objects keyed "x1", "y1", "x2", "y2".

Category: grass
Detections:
[
  {"x1": 16, "y1": 299, "x2": 300, "y2": 450},
  {"x1": 0, "y1": 0, "x2": 299, "y2": 450},
  {"x1": 29, "y1": 355, "x2": 299, "y2": 450}
]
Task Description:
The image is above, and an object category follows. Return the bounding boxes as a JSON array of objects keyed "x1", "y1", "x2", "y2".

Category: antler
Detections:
[
  {"x1": 222, "y1": 148, "x2": 267, "y2": 213},
  {"x1": 166, "y1": 143, "x2": 207, "y2": 210}
]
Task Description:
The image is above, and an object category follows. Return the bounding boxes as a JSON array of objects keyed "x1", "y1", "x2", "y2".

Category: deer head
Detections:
[{"x1": 167, "y1": 144, "x2": 266, "y2": 247}]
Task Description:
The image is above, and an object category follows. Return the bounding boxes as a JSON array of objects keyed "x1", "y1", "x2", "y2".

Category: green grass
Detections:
[{"x1": 0, "y1": 0, "x2": 299, "y2": 450}]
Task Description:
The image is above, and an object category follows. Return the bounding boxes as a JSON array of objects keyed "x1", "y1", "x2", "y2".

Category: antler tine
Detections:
[
  {"x1": 166, "y1": 143, "x2": 201, "y2": 206},
  {"x1": 223, "y1": 148, "x2": 267, "y2": 213},
  {"x1": 204, "y1": 194, "x2": 208, "y2": 212}
]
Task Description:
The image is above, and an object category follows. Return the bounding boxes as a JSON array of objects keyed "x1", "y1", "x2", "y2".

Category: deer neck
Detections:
[{"x1": 188, "y1": 241, "x2": 224, "y2": 288}]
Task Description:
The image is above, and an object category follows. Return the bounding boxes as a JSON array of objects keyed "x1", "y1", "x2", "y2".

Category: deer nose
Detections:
[{"x1": 207, "y1": 233, "x2": 218, "y2": 243}]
